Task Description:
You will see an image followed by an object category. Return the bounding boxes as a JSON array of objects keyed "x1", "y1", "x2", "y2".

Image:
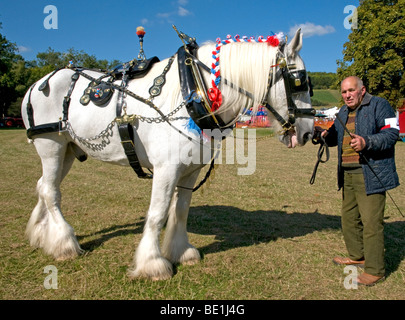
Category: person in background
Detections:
[{"x1": 316, "y1": 76, "x2": 400, "y2": 286}]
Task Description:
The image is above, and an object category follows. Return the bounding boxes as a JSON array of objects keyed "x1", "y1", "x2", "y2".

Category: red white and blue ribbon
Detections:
[{"x1": 209, "y1": 32, "x2": 285, "y2": 111}]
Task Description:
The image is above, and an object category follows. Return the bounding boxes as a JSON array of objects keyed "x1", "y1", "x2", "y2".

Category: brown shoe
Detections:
[
  {"x1": 356, "y1": 272, "x2": 385, "y2": 287},
  {"x1": 332, "y1": 256, "x2": 365, "y2": 267}
]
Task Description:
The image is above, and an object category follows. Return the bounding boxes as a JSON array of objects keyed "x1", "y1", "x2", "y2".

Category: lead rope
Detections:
[
  {"x1": 177, "y1": 150, "x2": 220, "y2": 192},
  {"x1": 310, "y1": 135, "x2": 329, "y2": 185}
]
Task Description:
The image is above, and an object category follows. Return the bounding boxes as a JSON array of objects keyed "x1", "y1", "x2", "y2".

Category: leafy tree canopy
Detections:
[
  {"x1": 0, "y1": 22, "x2": 121, "y2": 117},
  {"x1": 308, "y1": 72, "x2": 337, "y2": 90},
  {"x1": 337, "y1": 0, "x2": 405, "y2": 108}
]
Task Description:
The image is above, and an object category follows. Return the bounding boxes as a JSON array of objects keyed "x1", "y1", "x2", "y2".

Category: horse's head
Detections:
[
  {"x1": 267, "y1": 28, "x2": 315, "y2": 148},
  {"x1": 188, "y1": 29, "x2": 314, "y2": 147}
]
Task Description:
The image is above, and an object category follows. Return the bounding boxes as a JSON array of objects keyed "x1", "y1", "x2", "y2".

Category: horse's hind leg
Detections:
[
  {"x1": 25, "y1": 136, "x2": 82, "y2": 260},
  {"x1": 162, "y1": 170, "x2": 201, "y2": 266}
]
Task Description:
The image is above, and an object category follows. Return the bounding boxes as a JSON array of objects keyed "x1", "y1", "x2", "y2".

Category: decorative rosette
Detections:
[{"x1": 207, "y1": 87, "x2": 222, "y2": 111}]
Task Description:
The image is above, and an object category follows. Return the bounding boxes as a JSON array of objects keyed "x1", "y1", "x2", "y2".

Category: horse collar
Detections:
[{"x1": 177, "y1": 44, "x2": 232, "y2": 132}]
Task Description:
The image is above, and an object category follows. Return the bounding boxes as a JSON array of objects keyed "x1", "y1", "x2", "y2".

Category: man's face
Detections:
[{"x1": 341, "y1": 77, "x2": 366, "y2": 109}]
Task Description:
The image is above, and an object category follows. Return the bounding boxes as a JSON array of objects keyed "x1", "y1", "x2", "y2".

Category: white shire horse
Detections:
[{"x1": 21, "y1": 28, "x2": 314, "y2": 280}]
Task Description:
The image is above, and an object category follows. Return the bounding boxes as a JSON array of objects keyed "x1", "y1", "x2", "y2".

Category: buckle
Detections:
[
  {"x1": 277, "y1": 122, "x2": 294, "y2": 136},
  {"x1": 120, "y1": 140, "x2": 135, "y2": 147},
  {"x1": 58, "y1": 120, "x2": 68, "y2": 135}
]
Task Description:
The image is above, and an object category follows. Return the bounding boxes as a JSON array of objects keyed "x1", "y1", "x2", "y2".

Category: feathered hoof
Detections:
[
  {"x1": 127, "y1": 257, "x2": 173, "y2": 281},
  {"x1": 44, "y1": 236, "x2": 83, "y2": 261},
  {"x1": 179, "y1": 247, "x2": 201, "y2": 266},
  {"x1": 54, "y1": 248, "x2": 84, "y2": 261}
]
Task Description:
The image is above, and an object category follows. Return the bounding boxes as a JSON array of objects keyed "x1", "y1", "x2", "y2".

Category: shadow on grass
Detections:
[
  {"x1": 187, "y1": 205, "x2": 405, "y2": 276},
  {"x1": 77, "y1": 219, "x2": 144, "y2": 252},
  {"x1": 384, "y1": 220, "x2": 405, "y2": 276},
  {"x1": 75, "y1": 205, "x2": 405, "y2": 276},
  {"x1": 188, "y1": 205, "x2": 341, "y2": 252}
]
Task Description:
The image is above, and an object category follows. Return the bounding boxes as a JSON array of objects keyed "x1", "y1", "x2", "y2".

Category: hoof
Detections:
[
  {"x1": 179, "y1": 247, "x2": 201, "y2": 265},
  {"x1": 54, "y1": 249, "x2": 84, "y2": 261},
  {"x1": 128, "y1": 257, "x2": 173, "y2": 281},
  {"x1": 44, "y1": 237, "x2": 83, "y2": 261}
]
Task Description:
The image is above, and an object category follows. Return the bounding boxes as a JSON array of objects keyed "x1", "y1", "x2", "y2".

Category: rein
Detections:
[{"x1": 310, "y1": 135, "x2": 330, "y2": 185}]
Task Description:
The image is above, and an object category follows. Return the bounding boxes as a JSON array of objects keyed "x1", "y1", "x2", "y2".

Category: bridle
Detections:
[{"x1": 260, "y1": 50, "x2": 315, "y2": 135}]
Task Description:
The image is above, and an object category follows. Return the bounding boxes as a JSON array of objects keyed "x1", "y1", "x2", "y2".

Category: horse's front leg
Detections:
[
  {"x1": 128, "y1": 166, "x2": 179, "y2": 281},
  {"x1": 162, "y1": 170, "x2": 201, "y2": 266}
]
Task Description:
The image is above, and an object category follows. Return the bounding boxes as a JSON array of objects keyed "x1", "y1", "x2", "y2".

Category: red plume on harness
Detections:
[
  {"x1": 136, "y1": 26, "x2": 146, "y2": 39},
  {"x1": 136, "y1": 26, "x2": 146, "y2": 60}
]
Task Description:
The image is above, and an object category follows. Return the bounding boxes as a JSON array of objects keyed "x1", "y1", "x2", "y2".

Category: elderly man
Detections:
[{"x1": 319, "y1": 76, "x2": 400, "y2": 286}]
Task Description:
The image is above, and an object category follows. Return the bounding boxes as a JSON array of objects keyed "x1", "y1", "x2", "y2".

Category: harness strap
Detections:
[
  {"x1": 63, "y1": 72, "x2": 80, "y2": 122},
  {"x1": 38, "y1": 68, "x2": 62, "y2": 92},
  {"x1": 27, "y1": 122, "x2": 61, "y2": 139},
  {"x1": 281, "y1": 67, "x2": 299, "y2": 126},
  {"x1": 26, "y1": 71, "x2": 80, "y2": 139},
  {"x1": 117, "y1": 122, "x2": 152, "y2": 179},
  {"x1": 177, "y1": 154, "x2": 217, "y2": 192},
  {"x1": 26, "y1": 84, "x2": 36, "y2": 128},
  {"x1": 114, "y1": 64, "x2": 152, "y2": 179},
  {"x1": 116, "y1": 64, "x2": 130, "y2": 118},
  {"x1": 264, "y1": 104, "x2": 293, "y2": 132}
]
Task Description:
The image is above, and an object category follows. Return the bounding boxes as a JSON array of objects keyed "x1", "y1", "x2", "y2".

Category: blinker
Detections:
[{"x1": 288, "y1": 70, "x2": 309, "y2": 94}]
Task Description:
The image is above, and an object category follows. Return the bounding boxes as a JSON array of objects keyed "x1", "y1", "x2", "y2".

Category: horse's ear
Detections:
[{"x1": 288, "y1": 28, "x2": 303, "y2": 54}]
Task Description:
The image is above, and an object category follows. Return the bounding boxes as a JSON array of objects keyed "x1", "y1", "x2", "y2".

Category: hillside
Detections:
[{"x1": 311, "y1": 89, "x2": 341, "y2": 108}]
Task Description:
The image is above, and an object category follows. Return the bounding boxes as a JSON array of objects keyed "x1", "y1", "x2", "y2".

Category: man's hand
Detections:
[{"x1": 350, "y1": 133, "x2": 366, "y2": 152}]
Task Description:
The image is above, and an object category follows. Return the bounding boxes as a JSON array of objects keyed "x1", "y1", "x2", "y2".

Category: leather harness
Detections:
[{"x1": 25, "y1": 35, "x2": 315, "y2": 182}]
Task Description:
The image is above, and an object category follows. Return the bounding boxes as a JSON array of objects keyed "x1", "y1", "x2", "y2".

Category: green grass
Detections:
[
  {"x1": 1, "y1": 129, "x2": 404, "y2": 300},
  {"x1": 312, "y1": 89, "x2": 341, "y2": 107}
]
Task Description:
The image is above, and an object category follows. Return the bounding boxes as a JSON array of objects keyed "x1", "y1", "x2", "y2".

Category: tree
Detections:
[
  {"x1": 35, "y1": 47, "x2": 64, "y2": 68},
  {"x1": 308, "y1": 72, "x2": 337, "y2": 89},
  {"x1": 0, "y1": 35, "x2": 122, "y2": 116},
  {"x1": 0, "y1": 23, "x2": 24, "y2": 117},
  {"x1": 337, "y1": 0, "x2": 404, "y2": 108},
  {"x1": 34, "y1": 47, "x2": 121, "y2": 70}
]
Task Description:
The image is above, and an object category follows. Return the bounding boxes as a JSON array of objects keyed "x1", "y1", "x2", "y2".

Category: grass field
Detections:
[
  {"x1": 312, "y1": 89, "x2": 341, "y2": 107},
  {"x1": 1, "y1": 129, "x2": 404, "y2": 301}
]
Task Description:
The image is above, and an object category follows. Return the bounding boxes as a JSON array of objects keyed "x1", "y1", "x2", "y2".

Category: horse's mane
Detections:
[
  {"x1": 163, "y1": 40, "x2": 280, "y2": 125},
  {"x1": 198, "y1": 41, "x2": 279, "y2": 120}
]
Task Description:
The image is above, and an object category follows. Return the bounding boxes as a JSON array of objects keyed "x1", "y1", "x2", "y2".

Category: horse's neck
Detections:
[{"x1": 198, "y1": 42, "x2": 278, "y2": 125}]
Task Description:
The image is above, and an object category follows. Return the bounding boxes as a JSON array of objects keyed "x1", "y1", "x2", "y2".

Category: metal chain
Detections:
[
  {"x1": 66, "y1": 120, "x2": 116, "y2": 151},
  {"x1": 136, "y1": 101, "x2": 186, "y2": 123},
  {"x1": 65, "y1": 58, "x2": 203, "y2": 150},
  {"x1": 66, "y1": 100, "x2": 187, "y2": 151}
]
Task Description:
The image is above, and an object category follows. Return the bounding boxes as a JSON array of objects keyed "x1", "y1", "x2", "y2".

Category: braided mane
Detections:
[{"x1": 196, "y1": 41, "x2": 280, "y2": 123}]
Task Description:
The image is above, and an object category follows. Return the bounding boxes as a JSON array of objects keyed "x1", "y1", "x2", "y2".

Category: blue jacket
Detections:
[{"x1": 325, "y1": 92, "x2": 400, "y2": 195}]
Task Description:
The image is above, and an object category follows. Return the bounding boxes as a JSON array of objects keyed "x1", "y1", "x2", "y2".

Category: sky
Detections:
[{"x1": 0, "y1": 0, "x2": 360, "y2": 73}]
